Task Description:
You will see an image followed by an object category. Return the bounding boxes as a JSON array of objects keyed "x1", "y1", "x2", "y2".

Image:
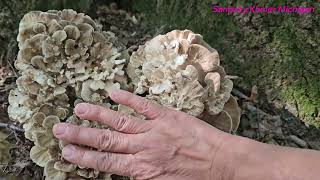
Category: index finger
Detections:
[
  {"x1": 110, "y1": 89, "x2": 166, "y2": 119},
  {"x1": 75, "y1": 103, "x2": 151, "y2": 134}
]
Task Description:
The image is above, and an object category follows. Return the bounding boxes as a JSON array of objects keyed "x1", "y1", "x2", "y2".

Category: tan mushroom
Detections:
[
  {"x1": 223, "y1": 96, "x2": 241, "y2": 132},
  {"x1": 127, "y1": 29, "x2": 240, "y2": 132},
  {"x1": 44, "y1": 160, "x2": 67, "y2": 180},
  {"x1": 30, "y1": 146, "x2": 52, "y2": 167},
  {"x1": 182, "y1": 44, "x2": 220, "y2": 82},
  {"x1": 9, "y1": 9, "x2": 127, "y2": 179},
  {"x1": 200, "y1": 110, "x2": 233, "y2": 133}
]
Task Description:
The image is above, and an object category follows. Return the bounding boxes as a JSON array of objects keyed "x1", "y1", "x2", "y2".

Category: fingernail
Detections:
[
  {"x1": 110, "y1": 89, "x2": 121, "y2": 99},
  {"x1": 53, "y1": 124, "x2": 66, "y2": 136},
  {"x1": 62, "y1": 145, "x2": 75, "y2": 159},
  {"x1": 75, "y1": 103, "x2": 88, "y2": 115}
]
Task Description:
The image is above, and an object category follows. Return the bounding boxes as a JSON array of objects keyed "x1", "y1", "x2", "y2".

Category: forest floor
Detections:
[{"x1": 0, "y1": 2, "x2": 320, "y2": 180}]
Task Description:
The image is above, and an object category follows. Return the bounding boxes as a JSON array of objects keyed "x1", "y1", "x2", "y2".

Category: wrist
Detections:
[
  {"x1": 208, "y1": 132, "x2": 285, "y2": 180},
  {"x1": 209, "y1": 130, "x2": 320, "y2": 180},
  {"x1": 207, "y1": 132, "x2": 238, "y2": 180},
  {"x1": 228, "y1": 136, "x2": 285, "y2": 180}
]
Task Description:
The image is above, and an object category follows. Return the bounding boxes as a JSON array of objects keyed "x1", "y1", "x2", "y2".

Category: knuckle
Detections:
[
  {"x1": 77, "y1": 148, "x2": 86, "y2": 162},
  {"x1": 138, "y1": 100, "x2": 153, "y2": 114},
  {"x1": 138, "y1": 100, "x2": 167, "y2": 119},
  {"x1": 97, "y1": 130, "x2": 113, "y2": 150},
  {"x1": 133, "y1": 165, "x2": 162, "y2": 179},
  {"x1": 116, "y1": 115, "x2": 130, "y2": 131},
  {"x1": 97, "y1": 153, "x2": 112, "y2": 172},
  {"x1": 158, "y1": 107, "x2": 168, "y2": 118},
  {"x1": 124, "y1": 155, "x2": 135, "y2": 175},
  {"x1": 166, "y1": 108, "x2": 183, "y2": 121},
  {"x1": 97, "y1": 108, "x2": 105, "y2": 121}
]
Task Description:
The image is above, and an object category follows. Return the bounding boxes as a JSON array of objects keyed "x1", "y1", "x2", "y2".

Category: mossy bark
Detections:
[{"x1": 132, "y1": 0, "x2": 320, "y2": 127}]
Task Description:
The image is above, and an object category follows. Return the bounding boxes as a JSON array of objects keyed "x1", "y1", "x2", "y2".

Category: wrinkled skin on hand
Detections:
[{"x1": 53, "y1": 90, "x2": 236, "y2": 180}]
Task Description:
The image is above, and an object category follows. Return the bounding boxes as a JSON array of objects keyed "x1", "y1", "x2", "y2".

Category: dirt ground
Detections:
[{"x1": 0, "y1": 2, "x2": 320, "y2": 180}]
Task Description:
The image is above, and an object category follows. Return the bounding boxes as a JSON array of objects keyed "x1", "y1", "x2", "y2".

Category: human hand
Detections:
[{"x1": 52, "y1": 89, "x2": 238, "y2": 180}]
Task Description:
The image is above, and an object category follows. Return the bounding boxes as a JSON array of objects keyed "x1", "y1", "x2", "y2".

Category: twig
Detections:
[
  {"x1": 0, "y1": 53, "x2": 4, "y2": 66},
  {"x1": 232, "y1": 88, "x2": 250, "y2": 100},
  {"x1": 0, "y1": 122, "x2": 24, "y2": 133},
  {"x1": 244, "y1": 103, "x2": 270, "y2": 117},
  {"x1": 4, "y1": 43, "x2": 18, "y2": 77},
  {"x1": 232, "y1": 88, "x2": 272, "y2": 118},
  {"x1": 225, "y1": 75, "x2": 240, "y2": 80},
  {"x1": 5, "y1": 56, "x2": 18, "y2": 78}
]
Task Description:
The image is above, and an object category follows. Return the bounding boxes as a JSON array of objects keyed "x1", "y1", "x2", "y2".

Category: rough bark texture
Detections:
[{"x1": 132, "y1": 0, "x2": 320, "y2": 127}]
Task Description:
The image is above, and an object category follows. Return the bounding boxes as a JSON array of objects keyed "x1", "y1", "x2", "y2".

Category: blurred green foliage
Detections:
[{"x1": 31, "y1": 0, "x2": 92, "y2": 12}]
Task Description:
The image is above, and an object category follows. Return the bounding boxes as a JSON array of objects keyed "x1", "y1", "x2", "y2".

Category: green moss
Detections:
[
  {"x1": 282, "y1": 85, "x2": 320, "y2": 128},
  {"x1": 271, "y1": 13, "x2": 319, "y2": 127}
]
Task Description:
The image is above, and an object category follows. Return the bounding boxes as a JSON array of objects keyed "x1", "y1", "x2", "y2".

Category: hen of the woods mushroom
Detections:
[
  {"x1": 8, "y1": 9, "x2": 241, "y2": 180},
  {"x1": 126, "y1": 29, "x2": 241, "y2": 132},
  {"x1": 8, "y1": 9, "x2": 125, "y2": 180}
]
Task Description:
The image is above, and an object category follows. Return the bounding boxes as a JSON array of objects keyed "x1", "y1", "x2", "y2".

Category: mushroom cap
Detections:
[
  {"x1": 30, "y1": 146, "x2": 52, "y2": 167},
  {"x1": 205, "y1": 78, "x2": 233, "y2": 116},
  {"x1": 164, "y1": 29, "x2": 216, "y2": 53},
  {"x1": 199, "y1": 95, "x2": 241, "y2": 133},
  {"x1": 44, "y1": 160, "x2": 67, "y2": 180},
  {"x1": 54, "y1": 161, "x2": 77, "y2": 173},
  {"x1": 200, "y1": 110, "x2": 233, "y2": 133},
  {"x1": 223, "y1": 96, "x2": 241, "y2": 132},
  {"x1": 177, "y1": 44, "x2": 220, "y2": 82}
]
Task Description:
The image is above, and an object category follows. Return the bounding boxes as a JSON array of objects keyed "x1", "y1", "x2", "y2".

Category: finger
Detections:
[
  {"x1": 53, "y1": 123, "x2": 140, "y2": 153},
  {"x1": 110, "y1": 89, "x2": 166, "y2": 119},
  {"x1": 75, "y1": 103, "x2": 151, "y2": 134},
  {"x1": 62, "y1": 145, "x2": 134, "y2": 177}
]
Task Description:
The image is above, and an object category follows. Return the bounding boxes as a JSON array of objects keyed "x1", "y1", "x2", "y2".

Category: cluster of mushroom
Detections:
[
  {"x1": 8, "y1": 9, "x2": 241, "y2": 180},
  {"x1": 8, "y1": 9, "x2": 127, "y2": 179},
  {"x1": 127, "y1": 30, "x2": 241, "y2": 132}
]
